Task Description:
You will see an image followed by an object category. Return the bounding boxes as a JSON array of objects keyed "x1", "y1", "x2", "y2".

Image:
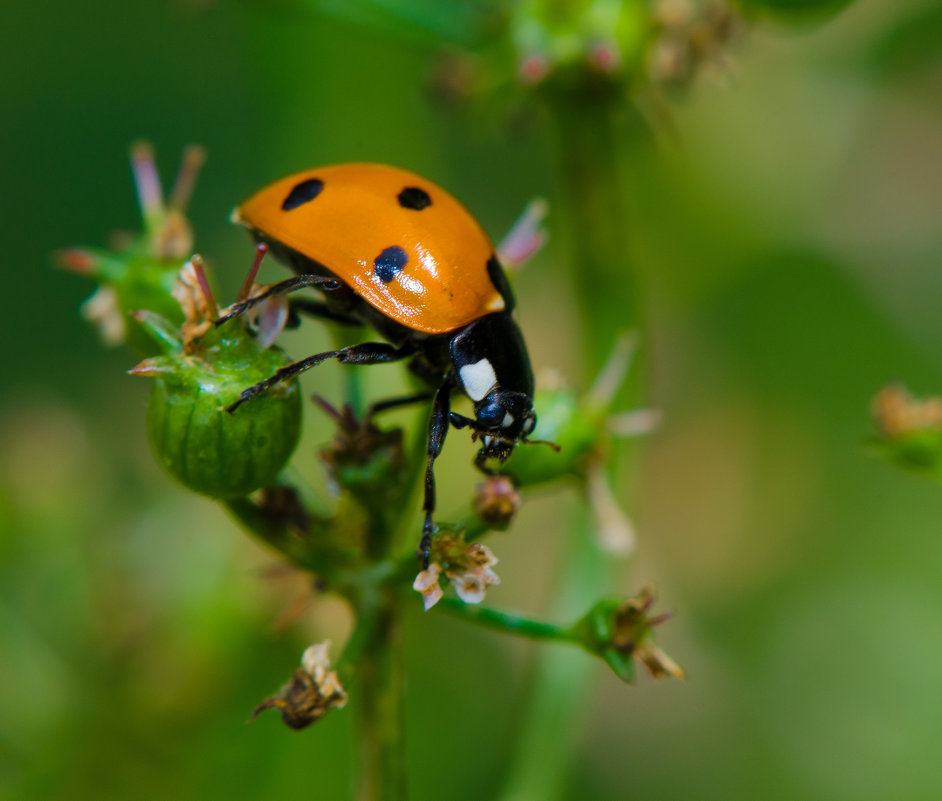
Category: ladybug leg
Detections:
[
  {"x1": 449, "y1": 415, "x2": 513, "y2": 475},
  {"x1": 286, "y1": 299, "x2": 360, "y2": 329},
  {"x1": 215, "y1": 274, "x2": 341, "y2": 327},
  {"x1": 448, "y1": 412, "x2": 476, "y2": 430},
  {"x1": 473, "y1": 449, "x2": 500, "y2": 477},
  {"x1": 419, "y1": 376, "x2": 455, "y2": 567},
  {"x1": 226, "y1": 342, "x2": 414, "y2": 414},
  {"x1": 368, "y1": 392, "x2": 434, "y2": 418}
]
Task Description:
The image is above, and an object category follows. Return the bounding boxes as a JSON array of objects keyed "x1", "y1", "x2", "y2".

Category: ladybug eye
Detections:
[{"x1": 476, "y1": 401, "x2": 503, "y2": 428}]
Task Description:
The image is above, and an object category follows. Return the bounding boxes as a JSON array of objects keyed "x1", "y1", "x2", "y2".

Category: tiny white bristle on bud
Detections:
[
  {"x1": 497, "y1": 197, "x2": 549, "y2": 271},
  {"x1": 587, "y1": 462, "x2": 636, "y2": 556},
  {"x1": 608, "y1": 409, "x2": 663, "y2": 438},
  {"x1": 169, "y1": 144, "x2": 207, "y2": 212},
  {"x1": 588, "y1": 332, "x2": 638, "y2": 407},
  {"x1": 130, "y1": 141, "x2": 164, "y2": 227}
]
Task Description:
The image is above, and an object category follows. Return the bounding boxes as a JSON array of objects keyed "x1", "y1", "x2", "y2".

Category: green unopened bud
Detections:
[
  {"x1": 502, "y1": 381, "x2": 601, "y2": 486},
  {"x1": 131, "y1": 259, "x2": 301, "y2": 499},
  {"x1": 503, "y1": 334, "x2": 658, "y2": 487},
  {"x1": 509, "y1": 0, "x2": 646, "y2": 88},
  {"x1": 56, "y1": 143, "x2": 206, "y2": 354}
]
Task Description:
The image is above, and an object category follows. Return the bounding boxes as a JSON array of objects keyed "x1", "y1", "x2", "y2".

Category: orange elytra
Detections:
[{"x1": 232, "y1": 163, "x2": 507, "y2": 335}]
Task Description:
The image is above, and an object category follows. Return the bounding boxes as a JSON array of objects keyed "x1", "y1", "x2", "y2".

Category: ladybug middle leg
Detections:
[
  {"x1": 226, "y1": 342, "x2": 416, "y2": 414},
  {"x1": 368, "y1": 392, "x2": 435, "y2": 417},
  {"x1": 285, "y1": 299, "x2": 361, "y2": 329}
]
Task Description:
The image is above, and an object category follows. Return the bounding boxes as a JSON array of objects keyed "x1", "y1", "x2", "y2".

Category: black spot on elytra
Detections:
[
  {"x1": 397, "y1": 186, "x2": 432, "y2": 211},
  {"x1": 374, "y1": 246, "x2": 409, "y2": 283},
  {"x1": 486, "y1": 255, "x2": 515, "y2": 311},
  {"x1": 281, "y1": 178, "x2": 324, "y2": 210}
]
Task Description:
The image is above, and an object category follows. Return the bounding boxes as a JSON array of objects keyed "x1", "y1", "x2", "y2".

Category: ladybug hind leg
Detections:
[
  {"x1": 285, "y1": 299, "x2": 360, "y2": 329},
  {"x1": 368, "y1": 392, "x2": 434, "y2": 418}
]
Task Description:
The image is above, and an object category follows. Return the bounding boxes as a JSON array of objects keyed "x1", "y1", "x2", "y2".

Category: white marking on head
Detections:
[
  {"x1": 459, "y1": 359, "x2": 497, "y2": 402},
  {"x1": 482, "y1": 435, "x2": 495, "y2": 448},
  {"x1": 522, "y1": 414, "x2": 536, "y2": 435},
  {"x1": 501, "y1": 412, "x2": 515, "y2": 429}
]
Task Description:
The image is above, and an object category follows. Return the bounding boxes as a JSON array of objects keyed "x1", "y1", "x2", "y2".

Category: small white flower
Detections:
[
  {"x1": 413, "y1": 563, "x2": 444, "y2": 610},
  {"x1": 413, "y1": 541, "x2": 501, "y2": 609},
  {"x1": 445, "y1": 543, "x2": 500, "y2": 606}
]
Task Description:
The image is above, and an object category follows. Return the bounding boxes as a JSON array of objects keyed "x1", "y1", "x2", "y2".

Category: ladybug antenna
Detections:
[
  {"x1": 169, "y1": 144, "x2": 207, "y2": 213},
  {"x1": 130, "y1": 140, "x2": 164, "y2": 230},
  {"x1": 190, "y1": 254, "x2": 219, "y2": 320},
  {"x1": 237, "y1": 243, "x2": 269, "y2": 302},
  {"x1": 522, "y1": 438, "x2": 561, "y2": 452}
]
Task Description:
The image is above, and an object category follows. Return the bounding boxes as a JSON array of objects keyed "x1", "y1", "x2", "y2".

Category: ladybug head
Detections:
[{"x1": 473, "y1": 389, "x2": 537, "y2": 455}]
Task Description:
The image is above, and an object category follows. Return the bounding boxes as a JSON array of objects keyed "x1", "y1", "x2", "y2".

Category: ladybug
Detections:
[{"x1": 218, "y1": 163, "x2": 552, "y2": 561}]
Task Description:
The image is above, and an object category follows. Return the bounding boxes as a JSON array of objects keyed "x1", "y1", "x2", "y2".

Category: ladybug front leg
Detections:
[
  {"x1": 226, "y1": 342, "x2": 415, "y2": 414},
  {"x1": 420, "y1": 376, "x2": 455, "y2": 567}
]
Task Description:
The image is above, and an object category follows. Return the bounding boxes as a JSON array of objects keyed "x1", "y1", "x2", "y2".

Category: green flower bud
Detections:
[
  {"x1": 501, "y1": 383, "x2": 603, "y2": 486},
  {"x1": 503, "y1": 334, "x2": 658, "y2": 488},
  {"x1": 56, "y1": 143, "x2": 205, "y2": 354},
  {"x1": 139, "y1": 333, "x2": 301, "y2": 499},
  {"x1": 131, "y1": 259, "x2": 301, "y2": 499}
]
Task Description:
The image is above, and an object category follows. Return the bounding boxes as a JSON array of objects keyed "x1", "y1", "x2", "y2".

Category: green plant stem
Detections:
[
  {"x1": 436, "y1": 597, "x2": 576, "y2": 643},
  {"x1": 498, "y1": 508, "x2": 615, "y2": 801},
  {"x1": 549, "y1": 88, "x2": 646, "y2": 383},
  {"x1": 498, "y1": 89, "x2": 645, "y2": 801},
  {"x1": 346, "y1": 587, "x2": 407, "y2": 801},
  {"x1": 333, "y1": 326, "x2": 366, "y2": 417}
]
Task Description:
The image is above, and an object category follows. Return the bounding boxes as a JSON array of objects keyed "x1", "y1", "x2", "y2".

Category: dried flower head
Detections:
[
  {"x1": 252, "y1": 642, "x2": 348, "y2": 730},
  {"x1": 580, "y1": 585, "x2": 684, "y2": 683},
  {"x1": 611, "y1": 586, "x2": 685, "y2": 681},
  {"x1": 172, "y1": 255, "x2": 217, "y2": 346}
]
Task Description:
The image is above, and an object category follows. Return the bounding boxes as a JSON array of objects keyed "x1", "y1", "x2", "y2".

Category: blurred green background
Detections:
[{"x1": 4, "y1": 0, "x2": 942, "y2": 799}]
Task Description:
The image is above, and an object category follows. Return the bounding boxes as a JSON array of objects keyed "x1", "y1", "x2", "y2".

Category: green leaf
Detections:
[
  {"x1": 734, "y1": 0, "x2": 854, "y2": 24},
  {"x1": 601, "y1": 646, "x2": 637, "y2": 684},
  {"x1": 864, "y1": 4, "x2": 942, "y2": 80}
]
